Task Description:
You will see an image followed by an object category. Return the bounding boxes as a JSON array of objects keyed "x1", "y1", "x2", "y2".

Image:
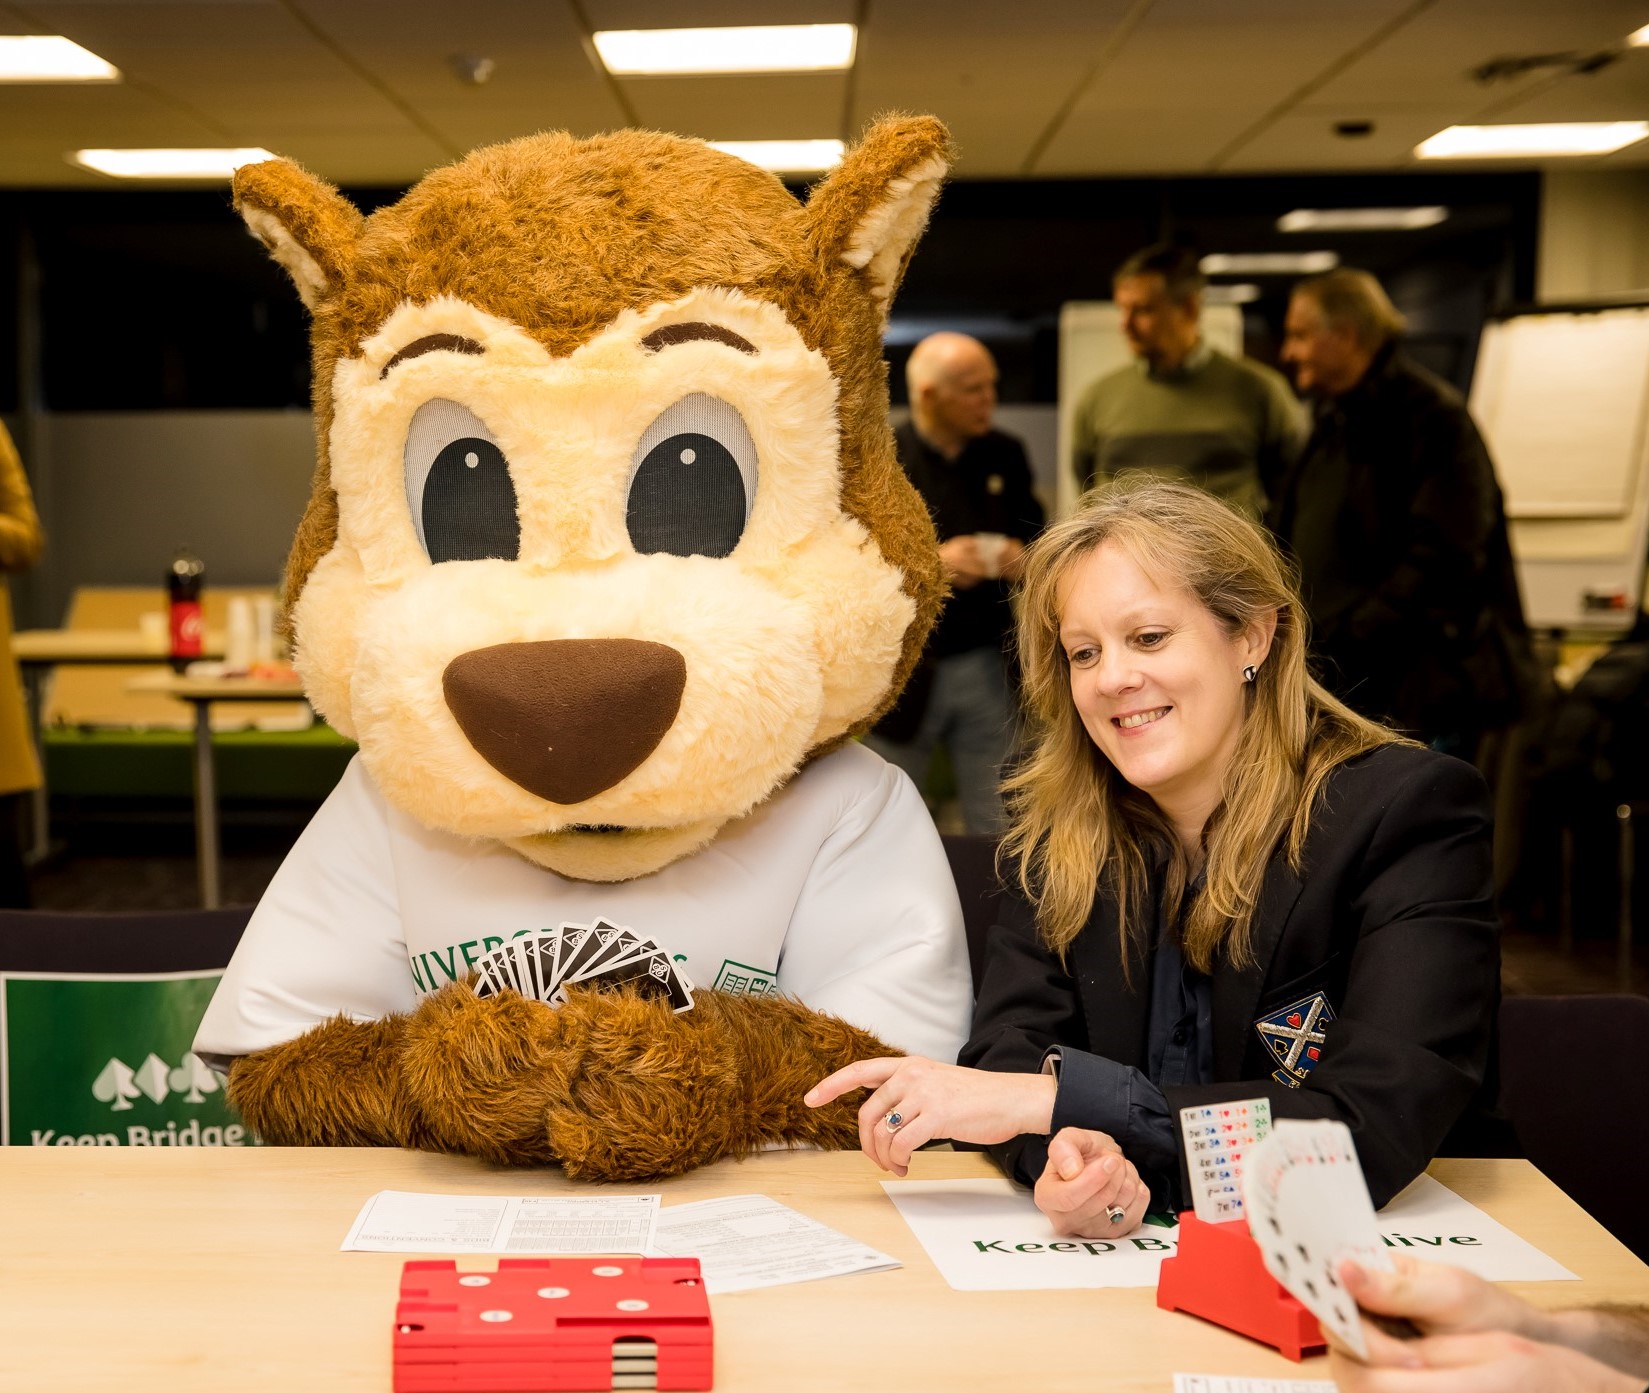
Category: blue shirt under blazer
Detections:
[{"x1": 960, "y1": 743, "x2": 1500, "y2": 1209}]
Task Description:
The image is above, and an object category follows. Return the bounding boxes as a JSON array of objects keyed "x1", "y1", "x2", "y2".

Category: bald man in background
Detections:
[{"x1": 868, "y1": 332, "x2": 1044, "y2": 835}]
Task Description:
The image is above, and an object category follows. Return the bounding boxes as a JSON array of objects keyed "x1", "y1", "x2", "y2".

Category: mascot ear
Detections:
[
  {"x1": 233, "y1": 158, "x2": 364, "y2": 310},
  {"x1": 804, "y1": 114, "x2": 951, "y2": 314}
]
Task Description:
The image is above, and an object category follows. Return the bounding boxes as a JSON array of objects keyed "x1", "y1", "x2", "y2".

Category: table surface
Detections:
[
  {"x1": 12, "y1": 627, "x2": 225, "y2": 662},
  {"x1": 0, "y1": 1148, "x2": 1642, "y2": 1392},
  {"x1": 125, "y1": 668, "x2": 308, "y2": 701}
]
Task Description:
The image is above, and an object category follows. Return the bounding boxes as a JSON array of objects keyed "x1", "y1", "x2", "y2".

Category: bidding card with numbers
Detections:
[{"x1": 1179, "y1": 1097, "x2": 1272, "y2": 1224}]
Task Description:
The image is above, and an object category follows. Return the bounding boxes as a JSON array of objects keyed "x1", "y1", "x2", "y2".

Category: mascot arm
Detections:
[
  {"x1": 227, "y1": 983, "x2": 894, "y2": 1181},
  {"x1": 776, "y1": 754, "x2": 974, "y2": 1064}
]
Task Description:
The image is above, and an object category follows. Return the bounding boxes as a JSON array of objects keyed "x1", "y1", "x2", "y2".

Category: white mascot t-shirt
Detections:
[{"x1": 195, "y1": 742, "x2": 973, "y2": 1068}]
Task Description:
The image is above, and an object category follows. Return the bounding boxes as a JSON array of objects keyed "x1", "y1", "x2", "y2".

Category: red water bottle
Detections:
[{"x1": 168, "y1": 547, "x2": 205, "y2": 672}]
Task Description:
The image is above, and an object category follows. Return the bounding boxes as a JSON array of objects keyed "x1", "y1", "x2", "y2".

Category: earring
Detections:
[{"x1": 1242, "y1": 665, "x2": 1257, "y2": 683}]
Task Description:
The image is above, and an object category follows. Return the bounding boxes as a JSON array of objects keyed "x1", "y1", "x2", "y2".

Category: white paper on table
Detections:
[
  {"x1": 1376, "y1": 1175, "x2": 1576, "y2": 1281},
  {"x1": 882, "y1": 1179, "x2": 1180, "y2": 1291},
  {"x1": 1174, "y1": 1376, "x2": 1336, "y2": 1393},
  {"x1": 341, "y1": 1190, "x2": 660, "y2": 1254},
  {"x1": 647, "y1": 1193, "x2": 899, "y2": 1294}
]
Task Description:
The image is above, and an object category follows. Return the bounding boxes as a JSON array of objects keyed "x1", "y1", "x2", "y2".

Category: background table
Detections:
[
  {"x1": 0, "y1": 1148, "x2": 1642, "y2": 1393},
  {"x1": 125, "y1": 670, "x2": 308, "y2": 908},
  {"x1": 11, "y1": 627, "x2": 228, "y2": 864}
]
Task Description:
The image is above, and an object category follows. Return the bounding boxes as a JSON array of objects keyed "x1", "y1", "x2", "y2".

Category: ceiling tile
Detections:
[{"x1": 619, "y1": 72, "x2": 845, "y2": 141}]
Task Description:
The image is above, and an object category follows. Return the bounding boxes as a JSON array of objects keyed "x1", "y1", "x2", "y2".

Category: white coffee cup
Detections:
[{"x1": 975, "y1": 532, "x2": 1008, "y2": 580}]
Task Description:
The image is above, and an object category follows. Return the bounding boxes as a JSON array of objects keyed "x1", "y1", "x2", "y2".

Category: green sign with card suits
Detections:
[{"x1": 1, "y1": 971, "x2": 255, "y2": 1146}]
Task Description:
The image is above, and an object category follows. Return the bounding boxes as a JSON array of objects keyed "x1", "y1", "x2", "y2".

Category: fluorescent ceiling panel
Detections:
[
  {"x1": 1200, "y1": 252, "x2": 1339, "y2": 275},
  {"x1": 69, "y1": 148, "x2": 276, "y2": 179},
  {"x1": 593, "y1": 24, "x2": 856, "y2": 76},
  {"x1": 0, "y1": 35, "x2": 119, "y2": 82},
  {"x1": 1277, "y1": 207, "x2": 1448, "y2": 232},
  {"x1": 708, "y1": 139, "x2": 843, "y2": 172},
  {"x1": 1416, "y1": 123, "x2": 1649, "y2": 159}
]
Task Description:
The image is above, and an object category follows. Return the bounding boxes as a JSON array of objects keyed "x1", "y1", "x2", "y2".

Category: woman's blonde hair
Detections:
[{"x1": 1002, "y1": 477, "x2": 1405, "y2": 972}]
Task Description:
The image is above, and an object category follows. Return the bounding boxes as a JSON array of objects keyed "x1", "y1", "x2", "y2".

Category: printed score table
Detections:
[{"x1": 0, "y1": 1147, "x2": 1643, "y2": 1393}]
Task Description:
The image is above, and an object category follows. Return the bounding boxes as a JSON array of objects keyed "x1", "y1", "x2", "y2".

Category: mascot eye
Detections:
[
  {"x1": 403, "y1": 399, "x2": 520, "y2": 563},
  {"x1": 626, "y1": 393, "x2": 757, "y2": 558}
]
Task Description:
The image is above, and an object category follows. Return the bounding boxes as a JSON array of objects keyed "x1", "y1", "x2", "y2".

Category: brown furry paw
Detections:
[
  {"x1": 398, "y1": 982, "x2": 568, "y2": 1165},
  {"x1": 544, "y1": 987, "x2": 898, "y2": 1181},
  {"x1": 228, "y1": 1013, "x2": 426, "y2": 1147}
]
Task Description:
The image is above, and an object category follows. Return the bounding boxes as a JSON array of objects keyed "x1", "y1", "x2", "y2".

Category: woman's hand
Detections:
[
  {"x1": 804, "y1": 1056, "x2": 1055, "y2": 1177},
  {"x1": 1033, "y1": 1127, "x2": 1150, "y2": 1238}
]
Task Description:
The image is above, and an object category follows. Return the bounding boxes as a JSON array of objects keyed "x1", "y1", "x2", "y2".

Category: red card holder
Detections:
[
  {"x1": 394, "y1": 1256, "x2": 714, "y2": 1391},
  {"x1": 1156, "y1": 1213, "x2": 1326, "y2": 1362}
]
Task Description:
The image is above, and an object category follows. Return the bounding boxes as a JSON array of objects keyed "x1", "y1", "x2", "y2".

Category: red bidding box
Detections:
[
  {"x1": 394, "y1": 1257, "x2": 713, "y2": 1391},
  {"x1": 1156, "y1": 1213, "x2": 1326, "y2": 1362}
]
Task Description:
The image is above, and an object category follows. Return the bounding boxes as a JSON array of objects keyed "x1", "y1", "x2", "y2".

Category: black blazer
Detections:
[{"x1": 960, "y1": 743, "x2": 1500, "y2": 1208}]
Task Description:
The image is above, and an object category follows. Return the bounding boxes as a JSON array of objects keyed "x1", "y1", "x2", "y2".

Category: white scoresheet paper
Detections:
[
  {"x1": 341, "y1": 1190, "x2": 660, "y2": 1254},
  {"x1": 884, "y1": 1174, "x2": 1574, "y2": 1292},
  {"x1": 648, "y1": 1193, "x2": 900, "y2": 1294},
  {"x1": 1173, "y1": 1378, "x2": 1336, "y2": 1393}
]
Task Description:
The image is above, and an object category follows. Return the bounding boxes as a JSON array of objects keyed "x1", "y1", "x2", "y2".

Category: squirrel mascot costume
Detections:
[{"x1": 193, "y1": 115, "x2": 976, "y2": 1180}]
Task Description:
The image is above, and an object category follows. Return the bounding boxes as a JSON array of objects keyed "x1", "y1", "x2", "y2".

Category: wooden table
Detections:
[
  {"x1": 0, "y1": 1148, "x2": 1641, "y2": 1393},
  {"x1": 126, "y1": 670, "x2": 308, "y2": 908}
]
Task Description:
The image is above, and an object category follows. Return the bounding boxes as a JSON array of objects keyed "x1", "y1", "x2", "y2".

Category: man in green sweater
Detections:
[{"x1": 1071, "y1": 243, "x2": 1304, "y2": 520}]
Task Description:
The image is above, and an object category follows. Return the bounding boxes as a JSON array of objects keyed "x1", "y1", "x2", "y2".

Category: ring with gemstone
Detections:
[
  {"x1": 1105, "y1": 1204, "x2": 1127, "y2": 1225},
  {"x1": 884, "y1": 1110, "x2": 905, "y2": 1133}
]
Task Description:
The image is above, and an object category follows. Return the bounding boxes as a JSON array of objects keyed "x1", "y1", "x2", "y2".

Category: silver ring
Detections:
[
  {"x1": 884, "y1": 1110, "x2": 905, "y2": 1133},
  {"x1": 1106, "y1": 1204, "x2": 1126, "y2": 1225}
]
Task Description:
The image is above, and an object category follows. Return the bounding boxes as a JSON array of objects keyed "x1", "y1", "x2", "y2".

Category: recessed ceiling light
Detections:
[
  {"x1": 1200, "y1": 252, "x2": 1339, "y2": 275},
  {"x1": 592, "y1": 24, "x2": 856, "y2": 76},
  {"x1": 1627, "y1": 23, "x2": 1649, "y2": 45},
  {"x1": 69, "y1": 147, "x2": 276, "y2": 179},
  {"x1": 1416, "y1": 122, "x2": 1649, "y2": 159},
  {"x1": 1277, "y1": 206, "x2": 1448, "y2": 232},
  {"x1": 1203, "y1": 283, "x2": 1262, "y2": 305},
  {"x1": 0, "y1": 35, "x2": 119, "y2": 82},
  {"x1": 707, "y1": 139, "x2": 844, "y2": 173}
]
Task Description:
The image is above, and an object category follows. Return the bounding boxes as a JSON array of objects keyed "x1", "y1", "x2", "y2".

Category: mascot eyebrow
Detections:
[
  {"x1": 381, "y1": 332, "x2": 485, "y2": 379},
  {"x1": 639, "y1": 322, "x2": 756, "y2": 355}
]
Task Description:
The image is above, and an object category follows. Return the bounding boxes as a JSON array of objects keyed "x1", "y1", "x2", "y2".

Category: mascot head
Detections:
[{"x1": 236, "y1": 118, "x2": 949, "y2": 882}]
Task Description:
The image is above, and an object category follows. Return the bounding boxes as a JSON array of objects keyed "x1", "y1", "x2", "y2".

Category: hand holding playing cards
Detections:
[
  {"x1": 1330, "y1": 1255, "x2": 1649, "y2": 1393},
  {"x1": 1034, "y1": 1127, "x2": 1151, "y2": 1239},
  {"x1": 1329, "y1": 1328, "x2": 1645, "y2": 1393},
  {"x1": 1337, "y1": 1255, "x2": 1540, "y2": 1359},
  {"x1": 803, "y1": 1055, "x2": 1056, "y2": 1177}
]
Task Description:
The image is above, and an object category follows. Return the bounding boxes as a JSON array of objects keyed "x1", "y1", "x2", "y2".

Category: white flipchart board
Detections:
[
  {"x1": 1055, "y1": 302, "x2": 1245, "y2": 519},
  {"x1": 1469, "y1": 305, "x2": 1649, "y2": 632}
]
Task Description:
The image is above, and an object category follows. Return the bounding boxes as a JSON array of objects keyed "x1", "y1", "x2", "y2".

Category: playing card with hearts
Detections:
[{"x1": 1241, "y1": 1120, "x2": 1391, "y2": 1360}]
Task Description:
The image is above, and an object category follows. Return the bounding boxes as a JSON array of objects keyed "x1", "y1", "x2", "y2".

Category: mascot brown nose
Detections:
[{"x1": 442, "y1": 639, "x2": 687, "y2": 805}]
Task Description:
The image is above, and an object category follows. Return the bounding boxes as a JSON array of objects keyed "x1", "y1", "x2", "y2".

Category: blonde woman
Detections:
[{"x1": 808, "y1": 479, "x2": 1499, "y2": 1239}]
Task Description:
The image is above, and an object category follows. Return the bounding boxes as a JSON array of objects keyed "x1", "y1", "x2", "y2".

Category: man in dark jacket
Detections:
[
  {"x1": 1272, "y1": 269, "x2": 1537, "y2": 754},
  {"x1": 868, "y1": 332, "x2": 1044, "y2": 833}
]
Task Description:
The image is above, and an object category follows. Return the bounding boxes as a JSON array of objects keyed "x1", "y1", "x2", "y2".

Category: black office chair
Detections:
[
  {"x1": 1499, "y1": 994, "x2": 1649, "y2": 1263},
  {"x1": 0, "y1": 907, "x2": 253, "y2": 1146},
  {"x1": 942, "y1": 834, "x2": 1003, "y2": 996}
]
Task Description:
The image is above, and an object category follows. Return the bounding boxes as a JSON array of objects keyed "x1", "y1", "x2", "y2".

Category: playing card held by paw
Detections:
[{"x1": 471, "y1": 920, "x2": 696, "y2": 1014}]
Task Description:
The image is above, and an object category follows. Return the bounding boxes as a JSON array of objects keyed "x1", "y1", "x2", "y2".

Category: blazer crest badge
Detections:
[{"x1": 1254, "y1": 991, "x2": 1335, "y2": 1088}]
